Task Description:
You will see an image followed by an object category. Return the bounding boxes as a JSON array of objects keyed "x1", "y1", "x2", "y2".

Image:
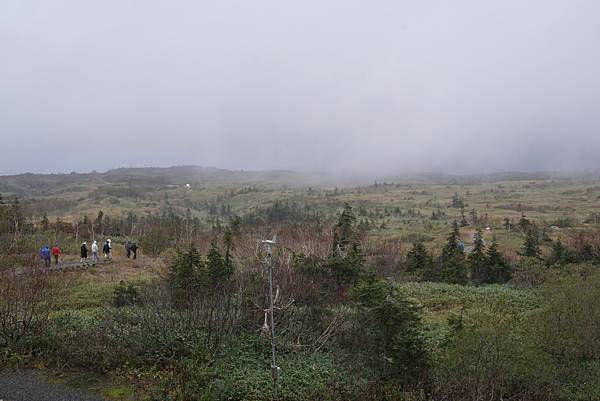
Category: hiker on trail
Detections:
[
  {"x1": 80, "y1": 241, "x2": 88, "y2": 262},
  {"x1": 130, "y1": 242, "x2": 138, "y2": 259},
  {"x1": 91, "y1": 240, "x2": 99, "y2": 263},
  {"x1": 51, "y1": 243, "x2": 61, "y2": 265},
  {"x1": 107, "y1": 239, "x2": 112, "y2": 259},
  {"x1": 125, "y1": 241, "x2": 131, "y2": 258},
  {"x1": 103, "y1": 240, "x2": 111, "y2": 260},
  {"x1": 40, "y1": 244, "x2": 51, "y2": 267}
]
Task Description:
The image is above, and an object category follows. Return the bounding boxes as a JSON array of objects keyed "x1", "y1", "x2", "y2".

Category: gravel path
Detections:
[{"x1": 0, "y1": 371, "x2": 106, "y2": 401}]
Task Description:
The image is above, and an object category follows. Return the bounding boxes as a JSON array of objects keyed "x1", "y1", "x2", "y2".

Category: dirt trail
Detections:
[
  {"x1": 14, "y1": 259, "x2": 113, "y2": 276},
  {"x1": 0, "y1": 370, "x2": 106, "y2": 401}
]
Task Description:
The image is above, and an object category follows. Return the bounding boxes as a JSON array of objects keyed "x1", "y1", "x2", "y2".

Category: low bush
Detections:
[
  {"x1": 537, "y1": 271, "x2": 600, "y2": 361},
  {"x1": 113, "y1": 281, "x2": 141, "y2": 307},
  {"x1": 147, "y1": 335, "x2": 368, "y2": 401},
  {"x1": 0, "y1": 267, "x2": 63, "y2": 349},
  {"x1": 431, "y1": 307, "x2": 556, "y2": 401},
  {"x1": 511, "y1": 257, "x2": 547, "y2": 287}
]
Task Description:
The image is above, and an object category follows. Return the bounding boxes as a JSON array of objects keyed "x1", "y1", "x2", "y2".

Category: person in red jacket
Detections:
[{"x1": 51, "y1": 243, "x2": 61, "y2": 265}]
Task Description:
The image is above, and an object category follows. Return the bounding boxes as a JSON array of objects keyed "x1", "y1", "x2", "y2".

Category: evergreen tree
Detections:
[
  {"x1": 460, "y1": 206, "x2": 468, "y2": 227},
  {"x1": 487, "y1": 237, "x2": 511, "y2": 283},
  {"x1": 520, "y1": 230, "x2": 541, "y2": 259},
  {"x1": 206, "y1": 239, "x2": 227, "y2": 282},
  {"x1": 326, "y1": 243, "x2": 364, "y2": 291},
  {"x1": 405, "y1": 241, "x2": 432, "y2": 272},
  {"x1": 451, "y1": 193, "x2": 464, "y2": 208},
  {"x1": 442, "y1": 220, "x2": 461, "y2": 259},
  {"x1": 439, "y1": 221, "x2": 468, "y2": 284},
  {"x1": 469, "y1": 229, "x2": 488, "y2": 284},
  {"x1": 549, "y1": 238, "x2": 565, "y2": 265},
  {"x1": 354, "y1": 278, "x2": 428, "y2": 380},
  {"x1": 442, "y1": 254, "x2": 468, "y2": 285},
  {"x1": 222, "y1": 225, "x2": 235, "y2": 277},
  {"x1": 581, "y1": 243, "x2": 595, "y2": 262},
  {"x1": 336, "y1": 202, "x2": 356, "y2": 249},
  {"x1": 169, "y1": 246, "x2": 203, "y2": 305},
  {"x1": 328, "y1": 208, "x2": 365, "y2": 291}
]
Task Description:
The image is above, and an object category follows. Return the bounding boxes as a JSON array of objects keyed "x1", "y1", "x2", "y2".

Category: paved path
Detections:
[{"x1": 0, "y1": 371, "x2": 106, "y2": 401}]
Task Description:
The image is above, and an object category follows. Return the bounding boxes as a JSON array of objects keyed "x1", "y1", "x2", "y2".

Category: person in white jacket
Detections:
[{"x1": 91, "y1": 240, "x2": 99, "y2": 263}]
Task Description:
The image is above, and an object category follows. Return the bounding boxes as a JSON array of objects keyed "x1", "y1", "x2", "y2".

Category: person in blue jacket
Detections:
[{"x1": 40, "y1": 244, "x2": 51, "y2": 267}]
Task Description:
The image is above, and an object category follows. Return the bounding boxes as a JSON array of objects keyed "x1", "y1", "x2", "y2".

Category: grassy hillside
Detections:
[
  {"x1": 3, "y1": 166, "x2": 600, "y2": 258},
  {"x1": 2, "y1": 167, "x2": 600, "y2": 401}
]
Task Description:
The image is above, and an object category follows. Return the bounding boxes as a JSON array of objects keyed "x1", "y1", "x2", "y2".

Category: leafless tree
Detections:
[{"x1": 0, "y1": 267, "x2": 64, "y2": 347}]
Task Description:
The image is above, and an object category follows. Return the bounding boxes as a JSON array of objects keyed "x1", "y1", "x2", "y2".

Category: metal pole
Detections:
[
  {"x1": 267, "y1": 248, "x2": 278, "y2": 398},
  {"x1": 262, "y1": 236, "x2": 279, "y2": 399}
]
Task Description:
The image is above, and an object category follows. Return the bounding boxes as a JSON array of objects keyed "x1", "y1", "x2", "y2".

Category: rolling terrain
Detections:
[{"x1": 2, "y1": 166, "x2": 600, "y2": 257}]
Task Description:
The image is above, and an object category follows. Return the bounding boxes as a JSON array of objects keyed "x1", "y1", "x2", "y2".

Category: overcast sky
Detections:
[{"x1": 1, "y1": 0, "x2": 599, "y2": 175}]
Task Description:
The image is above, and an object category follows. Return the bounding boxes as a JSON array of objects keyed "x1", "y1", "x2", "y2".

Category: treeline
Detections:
[
  {"x1": 241, "y1": 200, "x2": 324, "y2": 226},
  {"x1": 6, "y1": 188, "x2": 600, "y2": 281},
  {"x1": 405, "y1": 220, "x2": 600, "y2": 287},
  {"x1": 0, "y1": 194, "x2": 33, "y2": 267},
  {"x1": 405, "y1": 223, "x2": 511, "y2": 285},
  {"x1": 0, "y1": 194, "x2": 27, "y2": 235}
]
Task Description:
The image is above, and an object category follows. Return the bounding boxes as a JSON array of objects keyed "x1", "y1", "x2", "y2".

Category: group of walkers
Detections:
[
  {"x1": 40, "y1": 238, "x2": 139, "y2": 266},
  {"x1": 39, "y1": 243, "x2": 62, "y2": 267},
  {"x1": 80, "y1": 239, "x2": 114, "y2": 263}
]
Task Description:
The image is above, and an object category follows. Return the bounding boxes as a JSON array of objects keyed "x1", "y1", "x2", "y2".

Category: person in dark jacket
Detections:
[
  {"x1": 107, "y1": 239, "x2": 112, "y2": 259},
  {"x1": 130, "y1": 242, "x2": 138, "y2": 259},
  {"x1": 103, "y1": 240, "x2": 111, "y2": 260},
  {"x1": 40, "y1": 244, "x2": 51, "y2": 267},
  {"x1": 80, "y1": 241, "x2": 88, "y2": 262}
]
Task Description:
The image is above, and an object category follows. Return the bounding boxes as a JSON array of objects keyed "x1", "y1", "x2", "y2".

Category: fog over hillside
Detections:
[{"x1": 1, "y1": 1, "x2": 599, "y2": 175}]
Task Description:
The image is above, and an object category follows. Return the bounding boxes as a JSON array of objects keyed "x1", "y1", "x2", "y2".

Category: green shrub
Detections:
[
  {"x1": 149, "y1": 335, "x2": 367, "y2": 401},
  {"x1": 556, "y1": 359, "x2": 600, "y2": 401},
  {"x1": 432, "y1": 307, "x2": 556, "y2": 401},
  {"x1": 511, "y1": 257, "x2": 547, "y2": 287},
  {"x1": 112, "y1": 281, "x2": 141, "y2": 307},
  {"x1": 40, "y1": 306, "x2": 207, "y2": 372},
  {"x1": 537, "y1": 271, "x2": 600, "y2": 361}
]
